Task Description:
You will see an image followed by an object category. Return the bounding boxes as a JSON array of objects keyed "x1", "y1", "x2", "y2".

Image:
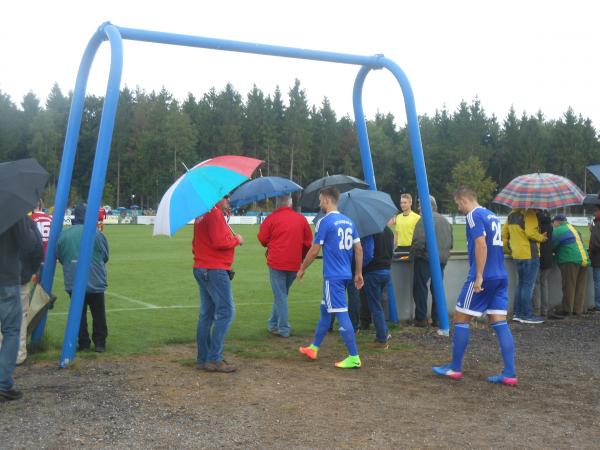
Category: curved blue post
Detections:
[
  {"x1": 352, "y1": 65, "x2": 399, "y2": 325},
  {"x1": 31, "y1": 25, "x2": 109, "y2": 344},
  {"x1": 352, "y1": 66, "x2": 377, "y2": 191},
  {"x1": 44, "y1": 24, "x2": 449, "y2": 367},
  {"x1": 58, "y1": 23, "x2": 124, "y2": 367},
  {"x1": 370, "y1": 57, "x2": 450, "y2": 334}
]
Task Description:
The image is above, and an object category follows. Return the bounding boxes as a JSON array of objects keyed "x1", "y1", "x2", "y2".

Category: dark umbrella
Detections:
[
  {"x1": 583, "y1": 193, "x2": 600, "y2": 206},
  {"x1": 229, "y1": 176, "x2": 302, "y2": 208},
  {"x1": 337, "y1": 188, "x2": 399, "y2": 238},
  {"x1": 0, "y1": 158, "x2": 49, "y2": 234},
  {"x1": 301, "y1": 174, "x2": 368, "y2": 211}
]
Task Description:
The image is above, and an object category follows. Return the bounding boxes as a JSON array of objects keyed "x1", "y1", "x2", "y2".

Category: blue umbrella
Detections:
[
  {"x1": 229, "y1": 176, "x2": 303, "y2": 208},
  {"x1": 337, "y1": 189, "x2": 399, "y2": 237}
]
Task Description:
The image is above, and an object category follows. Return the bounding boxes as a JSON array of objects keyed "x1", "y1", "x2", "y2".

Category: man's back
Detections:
[
  {"x1": 57, "y1": 225, "x2": 109, "y2": 293},
  {"x1": 315, "y1": 211, "x2": 359, "y2": 280},
  {"x1": 258, "y1": 207, "x2": 312, "y2": 272},
  {"x1": 466, "y1": 207, "x2": 507, "y2": 281}
]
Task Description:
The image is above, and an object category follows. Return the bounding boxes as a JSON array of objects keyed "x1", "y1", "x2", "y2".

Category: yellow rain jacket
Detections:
[{"x1": 501, "y1": 209, "x2": 546, "y2": 260}]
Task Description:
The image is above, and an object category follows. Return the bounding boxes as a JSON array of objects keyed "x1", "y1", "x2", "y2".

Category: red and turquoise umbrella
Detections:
[
  {"x1": 153, "y1": 155, "x2": 263, "y2": 236},
  {"x1": 493, "y1": 173, "x2": 585, "y2": 210}
]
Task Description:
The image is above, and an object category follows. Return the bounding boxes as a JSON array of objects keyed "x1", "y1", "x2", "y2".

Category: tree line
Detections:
[{"x1": 1, "y1": 80, "x2": 599, "y2": 212}]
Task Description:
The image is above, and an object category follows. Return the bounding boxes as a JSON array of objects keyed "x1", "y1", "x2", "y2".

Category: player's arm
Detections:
[
  {"x1": 353, "y1": 241, "x2": 364, "y2": 289},
  {"x1": 473, "y1": 235, "x2": 487, "y2": 292},
  {"x1": 296, "y1": 243, "x2": 321, "y2": 281}
]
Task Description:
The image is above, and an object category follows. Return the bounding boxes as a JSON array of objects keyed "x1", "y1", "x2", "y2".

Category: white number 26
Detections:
[{"x1": 337, "y1": 227, "x2": 353, "y2": 250}]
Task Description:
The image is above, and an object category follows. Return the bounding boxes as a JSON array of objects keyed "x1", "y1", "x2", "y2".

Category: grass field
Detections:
[{"x1": 38, "y1": 223, "x2": 590, "y2": 361}]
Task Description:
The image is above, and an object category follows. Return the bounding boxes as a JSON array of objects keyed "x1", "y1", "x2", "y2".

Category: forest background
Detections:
[{"x1": 1, "y1": 80, "x2": 598, "y2": 212}]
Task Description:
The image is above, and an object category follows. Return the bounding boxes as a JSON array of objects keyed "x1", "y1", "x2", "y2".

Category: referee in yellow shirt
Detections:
[{"x1": 390, "y1": 193, "x2": 421, "y2": 253}]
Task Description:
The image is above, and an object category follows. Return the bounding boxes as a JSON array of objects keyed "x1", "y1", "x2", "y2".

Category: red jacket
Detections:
[
  {"x1": 258, "y1": 207, "x2": 312, "y2": 272},
  {"x1": 193, "y1": 207, "x2": 240, "y2": 270}
]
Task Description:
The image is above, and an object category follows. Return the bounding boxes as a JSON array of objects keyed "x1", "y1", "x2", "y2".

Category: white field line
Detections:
[
  {"x1": 105, "y1": 291, "x2": 159, "y2": 309},
  {"x1": 48, "y1": 299, "x2": 315, "y2": 316}
]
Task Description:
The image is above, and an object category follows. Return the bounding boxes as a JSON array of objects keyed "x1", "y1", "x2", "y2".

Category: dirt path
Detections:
[{"x1": 2, "y1": 315, "x2": 599, "y2": 449}]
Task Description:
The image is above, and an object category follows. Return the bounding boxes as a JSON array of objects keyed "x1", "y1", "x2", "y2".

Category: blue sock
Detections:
[
  {"x1": 451, "y1": 323, "x2": 470, "y2": 372},
  {"x1": 491, "y1": 321, "x2": 516, "y2": 378},
  {"x1": 336, "y1": 311, "x2": 358, "y2": 356},
  {"x1": 313, "y1": 304, "x2": 332, "y2": 348}
]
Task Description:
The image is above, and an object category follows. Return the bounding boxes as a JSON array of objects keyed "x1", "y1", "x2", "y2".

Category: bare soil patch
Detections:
[{"x1": 2, "y1": 315, "x2": 599, "y2": 449}]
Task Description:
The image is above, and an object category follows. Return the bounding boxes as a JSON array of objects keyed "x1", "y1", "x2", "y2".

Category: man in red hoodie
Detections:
[
  {"x1": 258, "y1": 194, "x2": 312, "y2": 337},
  {"x1": 192, "y1": 195, "x2": 244, "y2": 373}
]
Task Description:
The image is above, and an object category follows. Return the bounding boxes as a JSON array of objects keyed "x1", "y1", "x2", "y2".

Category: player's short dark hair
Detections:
[
  {"x1": 453, "y1": 186, "x2": 478, "y2": 200},
  {"x1": 319, "y1": 186, "x2": 340, "y2": 204}
]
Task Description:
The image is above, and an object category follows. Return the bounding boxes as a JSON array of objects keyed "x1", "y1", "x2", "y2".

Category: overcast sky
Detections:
[{"x1": 1, "y1": 0, "x2": 598, "y2": 127}]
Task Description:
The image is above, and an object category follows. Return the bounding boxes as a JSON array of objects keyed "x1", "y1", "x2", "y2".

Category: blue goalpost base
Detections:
[{"x1": 31, "y1": 22, "x2": 450, "y2": 368}]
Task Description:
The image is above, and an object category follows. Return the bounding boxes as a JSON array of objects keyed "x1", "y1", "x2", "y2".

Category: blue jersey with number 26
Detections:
[
  {"x1": 465, "y1": 207, "x2": 507, "y2": 281},
  {"x1": 314, "y1": 211, "x2": 360, "y2": 280}
]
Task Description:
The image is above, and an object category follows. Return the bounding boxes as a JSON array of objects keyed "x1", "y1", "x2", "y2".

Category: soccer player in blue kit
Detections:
[
  {"x1": 433, "y1": 187, "x2": 518, "y2": 386},
  {"x1": 296, "y1": 187, "x2": 364, "y2": 369}
]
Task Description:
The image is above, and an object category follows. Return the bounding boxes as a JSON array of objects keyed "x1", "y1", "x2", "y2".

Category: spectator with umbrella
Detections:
[
  {"x1": 501, "y1": 208, "x2": 547, "y2": 324},
  {"x1": 493, "y1": 172, "x2": 586, "y2": 321},
  {"x1": 0, "y1": 158, "x2": 47, "y2": 401},
  {"x1": 154, "y1": 155, "x2": 263, "y2": 373}
]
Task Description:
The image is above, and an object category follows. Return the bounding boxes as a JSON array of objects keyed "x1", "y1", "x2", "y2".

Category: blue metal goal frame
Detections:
[{"x1": 31, "y1": 22, "x2": 450, "y2": 368}]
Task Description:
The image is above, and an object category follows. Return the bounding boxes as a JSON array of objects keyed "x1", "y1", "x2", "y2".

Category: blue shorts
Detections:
[
  {"x1": 321, "y1": 278, "x2": 351, "y2": 313},
  {"x1": 455, "y1": 278, "x2": 508, "y2": 317}
]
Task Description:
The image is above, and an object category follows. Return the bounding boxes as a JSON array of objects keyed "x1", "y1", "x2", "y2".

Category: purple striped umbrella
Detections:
[{"x1": 493, "y1": 173, "x2": 585, "y2": 210}]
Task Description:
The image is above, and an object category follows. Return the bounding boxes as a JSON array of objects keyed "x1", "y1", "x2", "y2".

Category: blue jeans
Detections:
[
  {"x1": 364, "y1": 271, "x2": 390, "y2": 343},
  {"x1": 593, "y1": 268, "x2": 600, "y2": 309},
  {"x1": 194, "y1": 269, "x2": 235, "y2": 364},
  {"x1": 0, "y1": 285, "x2": 22, "y2": 391},
  {"x1": 267, "y1": 268, "x2": 296, "y2": 337},
  {"x1": 513, "y1": 259, "x2": 539, "y2": 318}
]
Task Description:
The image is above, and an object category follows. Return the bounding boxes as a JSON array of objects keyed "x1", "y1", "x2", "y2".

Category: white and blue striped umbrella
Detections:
[{"x1": 153, "y1": 155, "x2": 262, "y2": 236}]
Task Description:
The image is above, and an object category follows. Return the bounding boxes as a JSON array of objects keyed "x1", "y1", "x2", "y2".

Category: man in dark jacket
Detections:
[
  {"x1": 57, "y1": 204, "x2": 110, "y2": 353},
  {"x1": 16, "y1": 217, "x2": 44, "y2": 364},
  {"x1": 411, "y1": 195, "x2": 453, "y2": 327},
  {"x1": 587, "y1": 204, "x2": 600, "y2": 313},
  {"x1": 363, "y1": 227, "x2": 394, "y2": 346},
  {"x1": 0, "y1": 217, "x2": 43, "y2": 401},
  {"x1": 533, "y1": 210, "x2": 554, "y2": 318}
]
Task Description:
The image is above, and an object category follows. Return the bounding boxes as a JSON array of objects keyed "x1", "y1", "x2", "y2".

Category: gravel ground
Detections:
[{"x1": 2, "y1": 314, "x2": 599, "y2": 449}]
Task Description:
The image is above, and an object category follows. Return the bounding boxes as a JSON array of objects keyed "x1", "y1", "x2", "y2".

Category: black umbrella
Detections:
[
  {"x1": 337, "y1": 188, "x2": 398, "y2": 237},
  {"x1": 0, "y1": 158, "x2": 49, "y2": 234},
  {"x1": 300, "y1": 174, "x2": 368, "y2": 211},
  {"x1": 583, "y1": 193, "x2": 600, "y2": 206}
]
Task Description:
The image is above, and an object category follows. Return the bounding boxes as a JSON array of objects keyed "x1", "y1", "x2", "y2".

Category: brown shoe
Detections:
[{"x1": 205, "y1": 360, "x2": 237, "y2": 373}]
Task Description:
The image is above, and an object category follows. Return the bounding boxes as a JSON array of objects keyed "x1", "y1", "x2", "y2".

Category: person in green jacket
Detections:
[
  {"x1": 551, "y1": 214, "x2": 589, "y2": 317},
  {"x1": 57, "y1": 204, "x2": 109, "y2": 352}
]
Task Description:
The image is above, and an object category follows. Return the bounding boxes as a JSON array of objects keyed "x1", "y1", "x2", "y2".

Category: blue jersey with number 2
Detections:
[
  {"x1": 314, "y1": 211, "x2": 360, "y2": 280},
  {"x1": 466, "y1": 207, "x2": 507, "y2": 281}
]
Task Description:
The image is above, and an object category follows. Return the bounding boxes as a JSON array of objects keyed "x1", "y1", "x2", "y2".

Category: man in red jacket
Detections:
[
  {"x1": 258, "y1": 194, "x2": 312, "y2": 337},
  {"x1": 193, "y1": 195, "x2": 244, "y2": 373}
]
